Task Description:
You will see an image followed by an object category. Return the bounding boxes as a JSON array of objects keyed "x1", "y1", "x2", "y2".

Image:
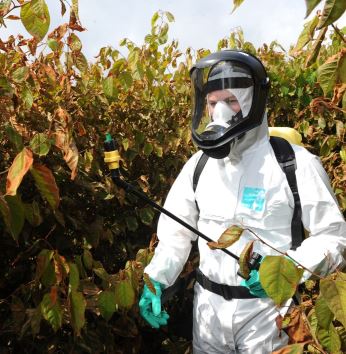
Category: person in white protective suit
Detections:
[{"x1": 139, "y1": 50, "x2": 346, "y2": 353}]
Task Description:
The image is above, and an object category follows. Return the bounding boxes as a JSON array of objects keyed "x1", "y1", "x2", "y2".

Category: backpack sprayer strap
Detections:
[{"x1": 195, "y1": 268, "x2": 257, "y2": 300}]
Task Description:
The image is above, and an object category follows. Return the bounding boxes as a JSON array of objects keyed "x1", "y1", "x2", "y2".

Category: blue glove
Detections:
[
  {"x1": 139, "y1": 278, "x2": 169, "y2": 328},
  {"x1": 240, "y1": 258, "x2": 268, "y2": 298}
]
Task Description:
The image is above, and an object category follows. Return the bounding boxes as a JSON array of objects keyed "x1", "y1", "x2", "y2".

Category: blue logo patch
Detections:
[{"x1": 241, "y1": 187, "x2": 266, "y2": 212}]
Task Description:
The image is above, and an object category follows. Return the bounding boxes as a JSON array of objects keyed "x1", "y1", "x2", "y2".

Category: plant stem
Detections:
[
  {"x1": 244, "y1": 227, "x2": 323, "y2": 279},
  {"x1": 332, "y1": 24, "x2": 346, "y2": 44}
]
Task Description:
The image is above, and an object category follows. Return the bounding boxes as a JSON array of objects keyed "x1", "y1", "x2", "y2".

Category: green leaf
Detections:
[
  {"x1": 29, "y1": 133, "x2": 51, "y2": 156},
  {"x1": 24, "y1": 200, "x2": 42, "y2": 226},
  {"x1": 320, "y1": 277, "x2": 346, "y2": 328},
  {"x1": 143, "y1": 142, "x2": 153, "y2": 156},
  {"x1": 151, "y1": 12, "x2": 159, "y2": 27},
  {"x1": 119, "y1": 71, "x2": 133, "y2": 90},
  {"x1": 114, "y1": 279, "x2": 135, "y2": 309},
  {"x1": 67, "y1": 33, "x2": 82, "y2": 51},
  {"x1": 93, "y1": 261, "x2": 110, "y2": 281},
  {"x1": 317, "y1": 50, "x2": 346, "y2": 95},
  {"x1": 20, "y1": 0, "x2": 50, "y2": 41},
  {"x1": 317, "y1": 0, "x2": 346, "y2": 29},
  {"x1": 122, "y1": 138, "x2": 129, "y2": 151},
  {"x1": 82, "y1": 249, "x2": 93, "y2": 270},
  {"x1": 40, "y1": 292, "x2": 62, "y2": 332},
  {"x1": 69, "y1": 290, "x2": 86, "y2": 335},
  {"x1": 41, "y1": 261, "x2": 56, "y2": 287},
  {"x1": 35, "y1": 249, "x2": 54, "y2": 280},
  {"x1": 207, "y1": 225, "x2": 244, "y2": 250},
  {"x1": 165, "y1": 11, "x2": 175, "y2": 22},
  {"x1": 0, "y1": 195, "x2": 11, "y2": 232},
  {"x1": 102, "y1": 76, "x2": 118, "y2": 99},
  {"x1": 6, "y1": 148, "x2": 33, "y2": 196},
  {"x1": 5, "y1": 125, "x2": 23, "y2": 151},
  {"x1": 315, "y1": 295, "x2": 334, "y2": 329},
  {"x1": 98, "y1": 290, "x2": 116, "y2": 321},
  {"x1": 139, "y1": 207, "x2": 155, "y2": 226},
  {"x1": 21, "y1": 85, "x2": 34, "y2": 109},
  {"x1": 259, "y1": 256, "x2": 304, "y2": 306},
  {"x1": 305, "y1": 0, "x2": 323, "y2": 18},
  {"x1": 292, "y1": 16, "x2": 319, "y2": 53},
  {"x1": 11, "y1": 66, "x2": 29, "y2": 83},
  {"x1": 305, "y1": 27, "x2": 328, "y2": 67},
  {"x1": 317, "y1": 323, "x2": 341, "y2": 353},
  {"x1": 4, "y1": 194, "x2": 25, "y2": 241},
  {"x1": 73, "y1": 51, "x2": 88, "y2": 72},
  {"x1": 135, "y1": 131, "x2": 145, "y2": 146},
  {"x1": 69, "y1": 262, "x2": 79, "y2": 291},
  {"x1": 125, "y1": 216, "x2": 138, "y2": 231},
  {"x1": 30, "y1": 163, "x2": 60, "y2": 209},
  {"x1": 340, "y1": 147, "x2": 346, "y2": 163},
  {"x1": 47, "y1": 38, "x2": 59, "y2": 51},
  {"x1": 0, "y1": 76, "x2": 13, "y2": 95}
]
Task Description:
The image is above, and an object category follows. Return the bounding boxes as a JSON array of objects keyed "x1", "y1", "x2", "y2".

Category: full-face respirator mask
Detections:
[{"x1": 190, "y1": 50, "x2": 270, "y2": 159}]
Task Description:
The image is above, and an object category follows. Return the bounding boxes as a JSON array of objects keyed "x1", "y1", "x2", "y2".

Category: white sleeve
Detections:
[
  {"x1": 144, "y1": 153, "x2": 201, "y2": 287},
  {"x1": 287, "y1": 152, "x2": 346, "y2": 282}
]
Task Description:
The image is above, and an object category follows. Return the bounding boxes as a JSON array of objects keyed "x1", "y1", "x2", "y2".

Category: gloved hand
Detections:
[
  {"x1": 139, "y1": 278, "x2": 169, "y2": 328},
  {"x1": 240, "y1": 258, "x2": 268, "y2": 298}
]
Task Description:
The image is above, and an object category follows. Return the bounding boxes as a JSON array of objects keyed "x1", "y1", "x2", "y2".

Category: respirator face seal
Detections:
[{"x1": 190, "y1": 51, "x2": 270, "y2": 159}]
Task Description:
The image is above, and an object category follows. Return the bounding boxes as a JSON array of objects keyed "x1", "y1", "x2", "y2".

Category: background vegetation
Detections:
[{"x1": 0, "y1": 0, "x2": 345, "y2": 353}]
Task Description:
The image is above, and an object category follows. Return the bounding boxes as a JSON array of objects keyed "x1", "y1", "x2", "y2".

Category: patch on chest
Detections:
[{"x1": 241, "y1": 187, "x2": 266, "y2": 212}]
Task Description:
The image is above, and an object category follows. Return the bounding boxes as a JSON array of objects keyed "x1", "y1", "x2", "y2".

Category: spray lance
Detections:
[{"x1": 103, "y1": 133, "x2": 262, "y2": 300}]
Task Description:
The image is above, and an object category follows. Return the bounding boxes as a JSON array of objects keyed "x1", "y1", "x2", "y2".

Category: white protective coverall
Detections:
[{"x1": 144, "y1": 117, "x2": 346, "y2": 354}]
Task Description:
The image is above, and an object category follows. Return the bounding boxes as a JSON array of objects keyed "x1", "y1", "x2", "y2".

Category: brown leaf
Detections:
[
  {"x1": 238, "y1": 240, "x2": 254, "y2": 279},
  {"x1": 276, "y1": 314, "x2": 283, "y2": 331},
  {"x1": 53, "y1": 128, "x2": 79, "y2": 180},
  {"x1": 283, "y1": 308, "x2": 313, "y2": 344},
  {"x1": 6, "y1": 148, "x2": 33, "y2": 196},
  {"x1": 43, "y1": 64, "x2": 56, "y2": 83},
  {"x1": 207, "y1": 225, "x2": 244, "y2": 250},
  {"x1": 68, "y1": 10, "x2": 85, "y2": 32},
  {"x1": 272, "y1": 343, "x2": 306, "y2": 354},
  {"x1": 48, "y1": 23, "x2": 68, "y2": 41},
  {"x1": 6, "y1": 15, "x2": 20, "y2": 20},
  {"x1": 50, "y1": 286, "x2": 58, "y2": 305},
  {"x1": 143, "y1": 273, "x2": 156, "y2": 295},
  {"x1": 30, "y1": 163, "x2": 60, "y2": 209}
]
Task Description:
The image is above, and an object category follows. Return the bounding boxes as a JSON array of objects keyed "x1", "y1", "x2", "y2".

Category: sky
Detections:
[{"x1": 1, "y1": 0, "x2": 345, "y2": 60}]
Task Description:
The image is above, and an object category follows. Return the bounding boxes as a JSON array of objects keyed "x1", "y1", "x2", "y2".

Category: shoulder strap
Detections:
[
  {"x1": 193, "y1": 138, "x2": 304, "y2": 250},
  {"x1": 269, "y1": 136, "x2": 304, "y2": 250},
  {"x1": 193, "y1": 153, "x2": 209, "y2": 192}
]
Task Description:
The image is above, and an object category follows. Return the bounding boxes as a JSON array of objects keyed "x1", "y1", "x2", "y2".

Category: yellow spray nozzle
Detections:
[{"x1": 104, "y1": 150, "x2": 120, "y2": 170}]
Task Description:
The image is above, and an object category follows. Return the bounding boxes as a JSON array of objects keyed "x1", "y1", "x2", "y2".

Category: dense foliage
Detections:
[{"x1": 0, "y1": 0, "x2": 345, "y2": 353}]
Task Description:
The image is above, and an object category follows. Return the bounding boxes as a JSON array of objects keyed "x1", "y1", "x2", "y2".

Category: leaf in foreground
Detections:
[
  {"x1": 20, "y1": 0, "x2": 50, "y2": 41},
  {"x1": 207, "y1": 225, "x2": 244, "y2": 250},
  {"x1": 320, "y1": 276, "x2": 346, "y2": 328},
  {"x1": 40, "y1": 292, "x2": 62, "y2": 332},
  {"x1": 98, "y1": 290, "x2": 116, "y2": 321},
  {"x1": 115, "y1": 279, "x2": 135, "y2": 309},
  {"x1": 238, "y1": 240, "x2": 254, "y2": 279},
  {"x1": 6, "y1": 148, "x2": 33, "y2": 196},
  {"x1": 259, "y1": 256, "x2": 303, "y2": 306}
]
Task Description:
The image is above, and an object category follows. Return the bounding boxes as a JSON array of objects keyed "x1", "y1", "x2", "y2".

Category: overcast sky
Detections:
[{"x1": 1, "y1": 0, "x2": 345, "y2": 60}]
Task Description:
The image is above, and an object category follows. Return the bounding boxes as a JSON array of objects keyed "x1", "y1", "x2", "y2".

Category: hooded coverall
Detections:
[{"x1": 144, "y1": 117, "x2": 346, "y2": 354}]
